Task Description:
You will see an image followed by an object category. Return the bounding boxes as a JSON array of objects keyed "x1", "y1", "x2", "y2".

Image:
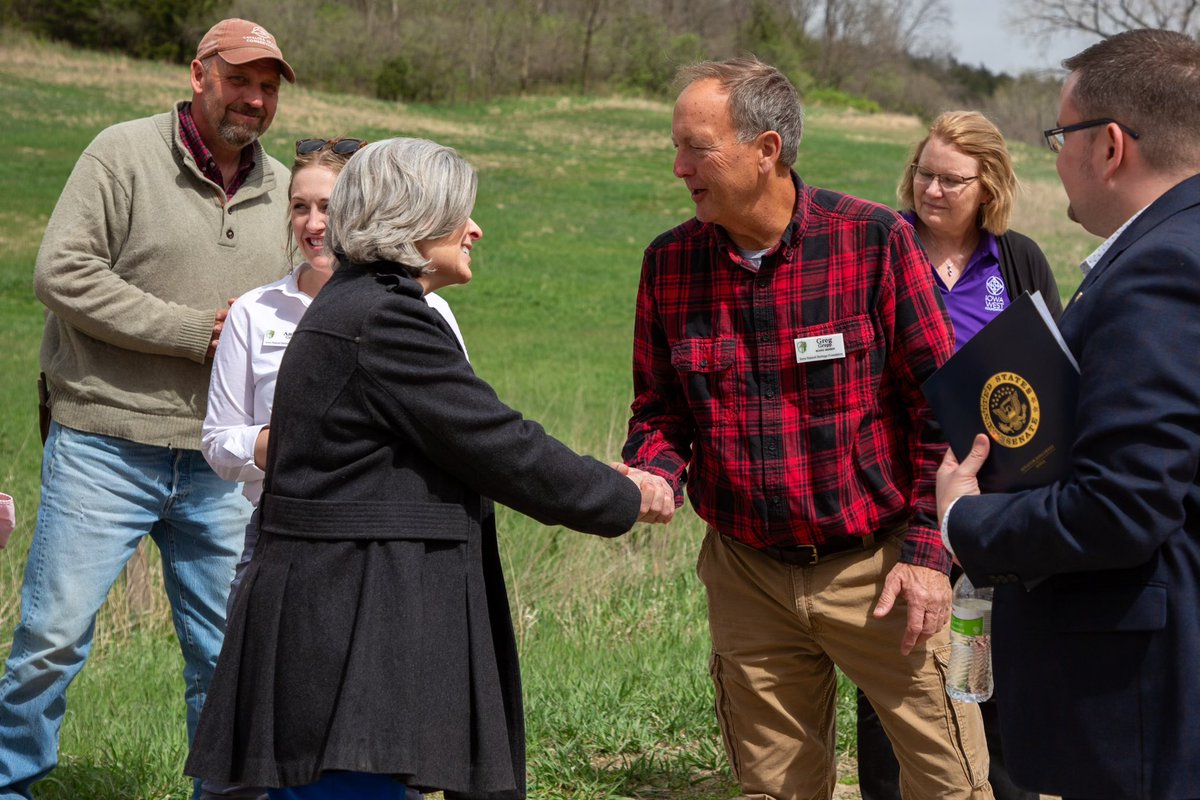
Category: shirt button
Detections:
[
  {"x1": 700, "y1": 359, "x2": 708, "y2": 367},
  {"x1": 765, "y1": 389, "x2": 775, "y2": 398},
  {"x1": 757, "y1": 279, "x2": 768, "y2": 289},
  {"x1": 226, "y1": 228, "x2": 235, "y2": 239}
]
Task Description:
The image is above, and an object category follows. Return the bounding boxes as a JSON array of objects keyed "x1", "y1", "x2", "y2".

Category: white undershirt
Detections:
[{"x1": 737, "y1": 246, "x2": 772, "y2": 272}]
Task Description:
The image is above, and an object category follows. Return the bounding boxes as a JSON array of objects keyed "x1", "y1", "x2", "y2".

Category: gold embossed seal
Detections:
[{"x1": 980, "y1": 371, "x2": 1040, "y2": 448}]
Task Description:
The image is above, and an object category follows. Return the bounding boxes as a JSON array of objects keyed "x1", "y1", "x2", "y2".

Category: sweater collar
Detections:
[
  {"x1": 162, "y1": 101, "x2": 276, "y2": 204},
  {"x1": 177, "y1": 102, "x2": 256, "y2": 200}
]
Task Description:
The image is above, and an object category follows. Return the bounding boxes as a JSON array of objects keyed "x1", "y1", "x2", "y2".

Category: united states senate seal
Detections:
[{"x1": 980, "y1": 371, "x2": 1040, "y2": 448}]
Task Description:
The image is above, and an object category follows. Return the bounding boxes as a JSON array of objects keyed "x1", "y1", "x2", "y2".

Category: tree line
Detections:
[{"x1": 5, "y1": 0, "x2": 1197, "y2": 146}]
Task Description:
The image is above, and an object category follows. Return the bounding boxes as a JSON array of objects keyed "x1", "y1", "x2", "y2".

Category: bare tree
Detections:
[
  {"x1": 983, "y1": 73, "x2": 1063, "y2": 146},
  {"x1": 812, "y1": 0, "x2": 949, "y2": 87},
  {"x1": 517, "y1": 0, "x2": 549, "y2": 92},
  {"x1": 1016, "y1": 0, "x2": 1200, "y2": 37},
  {"x1": 578, "y1": 0, "x2": 609, "y2": 93}
]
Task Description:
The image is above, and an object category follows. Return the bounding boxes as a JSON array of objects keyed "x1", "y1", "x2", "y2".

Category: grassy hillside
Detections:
[{"x1": 0, "y1": 28, "x2": 1094, "y2": 799}]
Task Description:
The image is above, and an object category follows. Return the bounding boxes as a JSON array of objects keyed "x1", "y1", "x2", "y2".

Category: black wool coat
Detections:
[{"x1": 186, "y1": 260, "x2": 641, "y2": 798}]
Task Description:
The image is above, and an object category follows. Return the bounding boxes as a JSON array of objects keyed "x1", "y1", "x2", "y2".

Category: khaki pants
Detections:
[{"x1": 698, "y1": 528, "x2": 993, "y2": 800}]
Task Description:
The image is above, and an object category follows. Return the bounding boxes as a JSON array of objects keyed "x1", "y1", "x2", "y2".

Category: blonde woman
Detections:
[{"x1": 898, "y1": 110, "x2": 1062, "y2": 349}]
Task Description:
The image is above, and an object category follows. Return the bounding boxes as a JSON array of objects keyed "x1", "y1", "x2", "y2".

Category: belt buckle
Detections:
[{"x1": 797, "y1": 544, "x2": 818, "y2": 566}]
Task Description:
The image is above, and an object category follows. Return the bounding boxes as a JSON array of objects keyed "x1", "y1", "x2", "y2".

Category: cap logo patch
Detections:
[{"x1": 244, "y1": 26, "x2": 277, "y2": 48}]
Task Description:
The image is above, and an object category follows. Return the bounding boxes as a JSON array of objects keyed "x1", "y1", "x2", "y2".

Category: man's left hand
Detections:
[{"x1": 872, "y1": 561, "x2": 951, "y2": 656}]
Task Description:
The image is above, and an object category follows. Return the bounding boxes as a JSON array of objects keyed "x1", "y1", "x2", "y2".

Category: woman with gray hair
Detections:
[{"x1": 186, "y1": 138, "x2": 671, "y2": 800}]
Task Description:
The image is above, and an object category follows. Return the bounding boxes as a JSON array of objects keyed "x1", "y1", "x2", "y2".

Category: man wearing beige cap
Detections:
[{"x1": 0, "y1": 18, "x2": 294, "y2": 800}]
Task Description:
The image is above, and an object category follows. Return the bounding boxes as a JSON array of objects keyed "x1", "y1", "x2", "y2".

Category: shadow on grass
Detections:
[
  {"x1": 580, "y1": 750, "x2": 738, "y2": 800},
  {"x1": 30, "y1": 759, "x2": 191, "y2": 800},
  {"x1": 581, "y1": 751, "x2": 863, "y2": 800}
]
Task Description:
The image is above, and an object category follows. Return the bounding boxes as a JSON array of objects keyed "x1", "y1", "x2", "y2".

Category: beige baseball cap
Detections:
[{"x1": 195, "y1": 18, "x2": 296, "y2": 83}]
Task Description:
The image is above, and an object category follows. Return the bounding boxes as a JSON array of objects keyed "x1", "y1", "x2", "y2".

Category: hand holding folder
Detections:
[{"x1": 922, "y1": 291, "x2": 1079, "y2": 492}]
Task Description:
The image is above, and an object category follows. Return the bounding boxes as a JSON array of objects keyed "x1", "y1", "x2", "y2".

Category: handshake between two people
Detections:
[{"x1": 611, "y1": 463, "x2": 676, "y2": 524}]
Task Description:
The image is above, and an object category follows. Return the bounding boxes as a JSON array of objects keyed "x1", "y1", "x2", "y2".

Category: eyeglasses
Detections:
[
  {"x1": 910, "y1": 164, "x2": 979, "y2": 194},
  {"x1": 1042, "y1": 119, "x2": 1140, "y2": 153},
  {"x1": 295, "y1": 138, "x2": 368, "y2": 156}
]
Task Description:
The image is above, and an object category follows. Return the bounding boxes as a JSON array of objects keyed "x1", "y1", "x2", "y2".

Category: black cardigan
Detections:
[{"x1": 997, "y1": 229, "x2": 1063, "y2": 321}]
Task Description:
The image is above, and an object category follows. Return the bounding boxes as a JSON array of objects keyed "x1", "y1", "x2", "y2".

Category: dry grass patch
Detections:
[
  {"x1": 271, "y1": 91, "x2": 488, "y2": 144},
  {"x1": 816, "y1": 109, "x2": 926, "y2": 139},
  {"x1": 520, "y1": 119, "x2": 669, "y2": 154},
  {"x1": 0, "y1": 35, "x2": 184, "y2": 114},
  {"x1": 0, "y1": 212, "x2": 50, "y2": 253},
  {"x1": 1011, "y1": 178, "x2": 1095, "y2": 258},
  {"x1": 0, "y1": 33, "x2": 487, "y2": 146},
  {"x1": 585, "y1": 96, "x2": 671, "y2": 114},
  {"x1": 1012, "y1": 178, "x2": 1072, "y2": 235},
  {"x1": 501, "y1": 98, "x2": 670, "y2": 155}
]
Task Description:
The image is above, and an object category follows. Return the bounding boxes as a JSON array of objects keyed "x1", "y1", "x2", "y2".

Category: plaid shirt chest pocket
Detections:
[
  {"x1": 670, "y1": 337, "x2": 737, "y2": 428},
  {"x1": 792, "y1": 315, "x2": 876, "y2": 416}
]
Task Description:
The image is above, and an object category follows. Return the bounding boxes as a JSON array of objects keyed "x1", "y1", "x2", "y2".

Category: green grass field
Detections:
[{"x1": 0, "y1": 29, "x2": 1095, "y2": 799}]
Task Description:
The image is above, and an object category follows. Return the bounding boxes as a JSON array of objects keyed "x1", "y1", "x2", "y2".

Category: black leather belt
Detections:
[{"x1": 754, "y1": 526, "x2": 899, "y2": 567}]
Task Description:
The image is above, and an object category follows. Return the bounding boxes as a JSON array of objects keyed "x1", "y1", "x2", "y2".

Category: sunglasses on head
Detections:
[{"x1": 295, "y1": 138, "x2": 368, "y2": 156}]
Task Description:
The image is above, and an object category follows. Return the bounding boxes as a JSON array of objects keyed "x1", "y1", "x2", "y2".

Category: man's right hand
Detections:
[
  {"x1": 206, "y1": 298, "x2": 237, "y2": 360},
  {"x1": 936, "y1": 433, "x2": 990, "y2": 528},
  {"x1": 612, "y1": 462, "x2": 676, "y2": 524},
  {"x1": 207, "y1": 306, "x2": 231, "y2": 360}
]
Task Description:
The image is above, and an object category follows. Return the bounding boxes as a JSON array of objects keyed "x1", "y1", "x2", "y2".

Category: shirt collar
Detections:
[
  {"x1": 898, "y1": 210, "x2": 999, "y2": 278},
  {"x1": 1081, "y1": 205, "x2": 1149, "y2": 275},
  {"x1": 718, "y1": 171, "x2": 804, "y2": 272},
  {"x1": 178, "y1": 102, "x2": 257, "y2": 200},
  {"x1": 281, "y1": 263, "x2": 319, "y2": 299},
  {"x1": 899, "y1": 210, "x2": 998, "y2": 254}
]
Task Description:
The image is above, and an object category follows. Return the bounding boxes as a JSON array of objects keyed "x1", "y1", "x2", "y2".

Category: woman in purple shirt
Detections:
[
  {"x1": 857, "y1": 110, "x2": 1062, "y2": 800},
  {"x1": 900, "y1": 110, "x2": 1062, "y2": 349}
]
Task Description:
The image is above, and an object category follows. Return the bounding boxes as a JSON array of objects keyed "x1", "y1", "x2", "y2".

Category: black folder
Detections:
[{"x1": 922, "y1": 291, "x2": 1079, "y2": 492}]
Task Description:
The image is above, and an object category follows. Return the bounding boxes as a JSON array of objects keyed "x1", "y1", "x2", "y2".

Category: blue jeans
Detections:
[{"x1": 0, "y1": 423, "x2": 250, "y2": 800}]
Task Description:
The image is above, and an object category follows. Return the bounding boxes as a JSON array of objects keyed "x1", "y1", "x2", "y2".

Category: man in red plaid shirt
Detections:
[{"x1": 622, "y1": 58, "x2": 993, "y2": 799}]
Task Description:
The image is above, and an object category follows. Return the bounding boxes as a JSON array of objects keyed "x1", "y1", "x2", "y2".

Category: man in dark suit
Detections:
[{"x1": 937, "y1": 28, "x2": 1200, "y2": 800}]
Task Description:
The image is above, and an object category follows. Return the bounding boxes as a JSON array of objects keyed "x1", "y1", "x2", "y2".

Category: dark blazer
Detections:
[
  {"x1": 186, "y1": 261, "x2": 641, "y2": 798},
  {"x1": 949, "y1": 174, "x2": 1200, "y2": 799}
]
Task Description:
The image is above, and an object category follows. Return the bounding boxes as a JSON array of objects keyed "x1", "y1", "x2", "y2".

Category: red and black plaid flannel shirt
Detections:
[
  {"x1": 178, "y1": 102, "x2": 256, "y2": 201},
  {"x1": 623, "y1": 175, "x2": 954, "y2": 573}
]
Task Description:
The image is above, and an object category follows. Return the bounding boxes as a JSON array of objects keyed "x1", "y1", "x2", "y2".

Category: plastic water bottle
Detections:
[{"x1": 946, "y1": 573, "x2": 993, "y2": 702}]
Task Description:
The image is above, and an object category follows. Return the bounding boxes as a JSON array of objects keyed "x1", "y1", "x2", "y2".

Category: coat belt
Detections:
[{"x1": 259, "y1": 493, "x2": 470, "y2": 541}]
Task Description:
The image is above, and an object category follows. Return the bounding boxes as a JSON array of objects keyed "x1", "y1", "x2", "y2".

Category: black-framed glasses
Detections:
[
  {"x1": 295, "y1": 138, "x2": 368, "y2": 156},
  {"x1": 909, "y1": 163, "x2": 979, "y2": 194},
  {"x1": 1043, "y1": 119, "x2": 1140, "y2": 153}
]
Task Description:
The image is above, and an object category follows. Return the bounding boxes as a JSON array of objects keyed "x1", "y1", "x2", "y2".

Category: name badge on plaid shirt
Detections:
[{"x1": 794, "y1": 333, "x2": 846, "y2": 363}]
